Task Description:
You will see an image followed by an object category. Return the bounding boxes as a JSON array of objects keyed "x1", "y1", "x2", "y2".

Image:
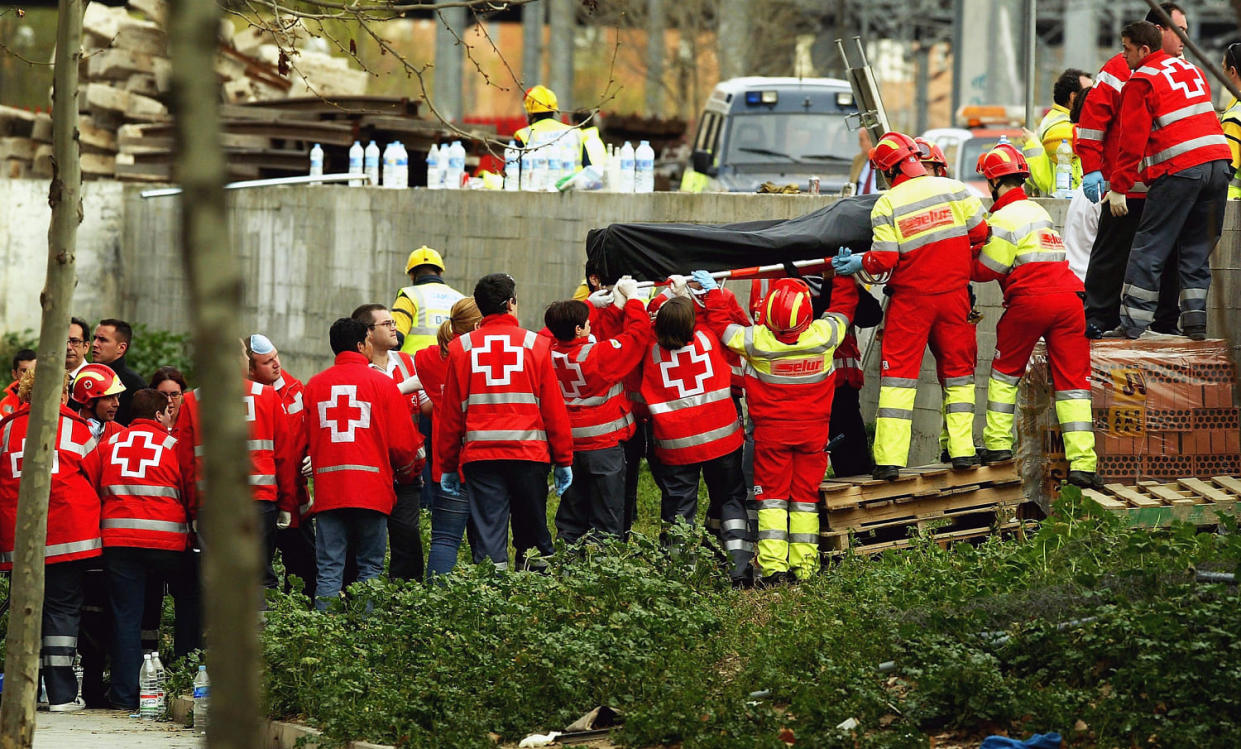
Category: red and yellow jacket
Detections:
[{"x1": 971, "y1": 187, "x2": 1084, "y2": 299}]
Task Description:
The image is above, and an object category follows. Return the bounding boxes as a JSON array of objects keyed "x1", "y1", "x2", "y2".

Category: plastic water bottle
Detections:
[
  {"x1": 192, "y1": 665, "x2": 210, "y2": 734},
  {"x1": 618, "y1": 141, "x2": 635, "y2": 193},
  {"x1": 1054, "y1": 138, "x2": 1073, "y2": 197},
  {"x1": 519, "y1": 146, "x2": 533, "y2": 191},
  {"x1": 426, "y1": 144, "x2": 442, "y2": 189},
  {"x1": 364, "y1": 140, "x2": 380, "y2": 186},
  {"x1": 997, "y1": 134, "x2": 1010, "y2": 146},
  {"x1": 348, "y1": 141, "x2": 363, "y2": 186},
  {"x1": 139, "y1": 653, "x2": 164, "y2": 720},
  {"x1": 308, "y1": 143, "x2": 323, "y2": 185},
  {"x1": 447, "y1": 141, "x2": 466, "y2": 189},
  {"x1": 635, "y1": 140, "x2": 655, "y2": 193},
  {"x1": 382, "y1": 142, "x2": 396, "y2": 188},
  {"x1": 395, "y1": 141, "x2": 409, "y2": 189},
  {"x1": 504, "y1": 141, "x2": 519, "y2": 191},
  {"x1": 605, "y1": 144, "x2": 619, "y2": 191},
  {"x1": 561, "y1": 139, "x2": 578, "y2": 183},
  {"x1": 531, "y1": 145, "x2": 548, "y2": 191}
]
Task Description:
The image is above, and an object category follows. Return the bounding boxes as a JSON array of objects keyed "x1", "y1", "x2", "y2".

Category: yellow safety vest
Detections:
[
  {"x1": 977, "y1": 199, "x2": 1064, "y2": 275},
  {"x1": 516, "y1": 118, "x2": 583, "y2": 170},
  {"x1": 392, "y1": 281, "x2": 465, "y2": 354},
  {"x1": 1221, "y1": 98, "x2": 1241, "y2": 199},
  {"x1": 580, "y1": 126, "x2": 607, "y2": 168}
]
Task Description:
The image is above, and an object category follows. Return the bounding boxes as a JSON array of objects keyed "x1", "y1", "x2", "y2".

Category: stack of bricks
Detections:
[{"x1": 1017, "y1": 338, "x2": 1239, "y2": 507}]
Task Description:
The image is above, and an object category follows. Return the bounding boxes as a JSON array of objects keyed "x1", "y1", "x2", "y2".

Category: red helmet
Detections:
[
  {"x1": 869, "y1": 131, "x2": 927, "y2": 179},
  {"x1": 914, "y1": 137, "x2": 949, "y2": 175},
  {"x1": 756, "y1": 278, "x2": 813, "y2": 338},
  {"x1": 71, "y1": 363, "x2": 124, "y2": 406},
  {"x1": 976, "y1": 143, "x2": 1029, "y2": 180}
]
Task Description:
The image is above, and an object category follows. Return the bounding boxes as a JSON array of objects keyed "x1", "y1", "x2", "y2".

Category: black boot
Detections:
[
  {"x1": 950, "y1": 454, "x2": 980, "y2": 470},
  {"x1": 872, "y1": 465, "x2": 900, "y2": 481},
  {"x1": 1068, "y1": 470, "x2": 1104, "y2": 490},
  {"x1": 978, "y1": 448, "x2": 1013, "y2": 465}
]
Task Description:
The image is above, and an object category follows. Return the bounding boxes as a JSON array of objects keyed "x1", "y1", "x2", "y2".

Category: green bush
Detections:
[
  {"x1": 0, "y1": 330, "x2": 37, "y2": 378},
  {"x1": 125, "y1": 323, "x2": 195, "y2": 385}
]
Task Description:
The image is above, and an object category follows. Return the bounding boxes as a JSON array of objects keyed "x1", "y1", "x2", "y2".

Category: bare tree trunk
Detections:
[
  {"x1": 0, "y1": 0, "x2": 82, "y2": 745},
  {"x1": 167, "y1": 1, "x2": 262, "y2": 747},
  {"x1": 645, "y1": 0, "x2": 665, "y2": 115}
]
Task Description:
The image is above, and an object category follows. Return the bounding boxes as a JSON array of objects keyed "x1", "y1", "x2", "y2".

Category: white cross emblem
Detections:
[
  {"x1": 243, "y1": 395, "x2": 256, "y2": 422},
  {"x1": 659, "y1": 345, "x2": 713, "y2": 399},
  {"x1": 1161, "y1": 57, "x2": 1206, "y2": 100},
  {"x1": 552, "y1": 352, "x2": 589, "y2": 399},
  {"x1": 318, "y1": 384, "x2": 371, "y2": 443},
  {"x1": 9, "y1": 439, "x2": 59, "y2": 478},
  {"x1": 472, "y1": 335, "x2": 524, "y2": 387},
  {"x1": 111, "y1": 430, "x2": 165, "y2": 478}
]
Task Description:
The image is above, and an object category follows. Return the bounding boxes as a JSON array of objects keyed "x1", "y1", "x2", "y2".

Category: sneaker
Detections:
[
  {"x1": 1067, "y1": 470, "x2": 1104, "y2": 490},
  {"x1": 978, "y1": 448, "x2": 1013, "y2": 465},
  {"x1": 48, "y1": 698, "x2": 85, "y2": 713},
  {"x1": 950, "y1": 454, "x2": 980, "y2": 470},
  {"x1": 1184, "y1": 326, "x2": 1206, "y2": 341},
  {"x1": 872, "y1": 464, "x2": 900, "y2": 481}
]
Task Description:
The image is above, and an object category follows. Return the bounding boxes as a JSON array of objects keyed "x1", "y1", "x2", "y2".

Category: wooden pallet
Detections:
[
  {"x1": 826, "y1": 519, "x2": 1039, "y2": 556},
  {"x1": 1081, "y1": 476, "x2": 1241, "y2": 527}
]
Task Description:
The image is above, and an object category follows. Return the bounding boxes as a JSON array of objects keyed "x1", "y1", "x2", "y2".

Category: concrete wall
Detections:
[{"x1": 3, "y1": 179, "x2": 1241, "y2": 465}]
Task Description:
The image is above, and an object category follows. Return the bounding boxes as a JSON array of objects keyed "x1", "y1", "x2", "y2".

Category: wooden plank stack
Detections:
[
  {"x1": 1081, "y1": 476, "x2": 1241, "y2": 528},
  {"x1": 1019, "y1": 338, "x2": 1240, "y2": 510},
  {"x1": 818, "y1": 462, "x2": 1033, "y2": 555}
]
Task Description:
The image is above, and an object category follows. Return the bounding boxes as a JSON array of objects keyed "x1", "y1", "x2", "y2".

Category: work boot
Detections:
[
  {"x1": 1084, "y1": 321, "x2": 1106, "y2": 340},
  {"x1": 950, "y1": 454, "x2": 980, "y2": 470},
  {"x1": 872, "y1": 464, "x2": 900, "y2": 481},
  {"x1": 1103, "y1": 326, "x2": 1140, "y2": 340},
  {"x1": 978, "y1": 448, "x2": 1013, "y2": 465},
  {"x1": 939, "y1": 449, "x2": 950, "y2": 464},
  {"x1": 1067, "y1": 470, "x2": 1104, "y2": 490},
  {"x1": 1184, "y1": 325, "x2": 1207, "y2": 341},
  {"x1": 757, "y1": 571, "x2": 791, "y2": 589}
]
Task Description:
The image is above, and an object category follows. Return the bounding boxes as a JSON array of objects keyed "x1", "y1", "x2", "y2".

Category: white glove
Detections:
[
  {"x1": 301, "y1": 456, "x2": 312, "y2": 478},
  {"x1": 613, "y1": 275, "x2": 638, "y2": 306},
  {"x1": 586, "y1": 288, "x2": 614, "y2": 309},
  {"x1": 397, "y1": 375, "x2": 423, "y2": 395},
  {"x1": 667, "y1": 274, "x2": 690, "y2": 299},
  {"x1": 1106, "y1": 190, "x2": 1128, "y2": 217},
  {"x1": 276, "y1": 511, "x2": 291, "y2": 529}
]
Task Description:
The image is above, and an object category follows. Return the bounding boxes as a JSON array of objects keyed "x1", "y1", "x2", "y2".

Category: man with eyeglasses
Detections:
[
  {"x1": 351, "y1": 304, "x2": 427, "y2": 581},
  {"x1": 66, "y1": 316, "x2": 91, "y2": 379}
]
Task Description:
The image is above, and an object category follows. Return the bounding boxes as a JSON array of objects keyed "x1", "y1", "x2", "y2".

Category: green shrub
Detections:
[{"x1": 125, "y1": 323, "x2": 195, "y2": 385}]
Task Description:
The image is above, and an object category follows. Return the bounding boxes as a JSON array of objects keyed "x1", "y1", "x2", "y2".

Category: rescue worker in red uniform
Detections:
[
  {"x1": 1109, "y1": 19, "x2": 1230, "y2": 340},
  {"x1": 439, "y1": 274, "x2": 574, "y2": 571},
  {"x1": 70, "y1": 363, "x2": 127, "y2": 442},
  {"x1": 545, "y1": 277, "x2": 651, "y2": 542},
  {"x1": 1078, "y1": 5, "x2": 1189, "y2": 337},
  {"x1": 705, "y1": 271, "x2": 856, "y2": 582},
  {"x1": 640, "y1": 295, "x2": 753, "y2": 586},
  {"x1": 972, "y1": 143, "x2": 1101, "y2": 490},
  {"x1": 833, "y1": 131, "x2": 988, "y2": 480},
  {"x1": 82, "y1": 389, "x2": 190, "y2": 711},
  {"x1": 0, "y1": 369, "x2": 102, "y2": 712},
  {"x1": 303, "y1": 318, "x2": 423, "y2": 609}
]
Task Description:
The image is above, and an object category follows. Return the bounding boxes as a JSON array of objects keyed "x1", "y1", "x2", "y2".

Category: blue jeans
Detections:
[
  {"x1": 104, "y1": 547, "x2": 182, "y2": 709},
  {"x1": 313, "y1": 508, "x2": 388, "y2": 611},
  {"x1": 426, "y1": 481, "x2": 470, "y2": 579}
]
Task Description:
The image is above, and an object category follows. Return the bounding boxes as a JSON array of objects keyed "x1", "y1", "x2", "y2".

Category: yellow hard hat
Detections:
[
  {"x1": 523, "y1": 85, "x2": 558, "y2": 115},
  {"x1": 405, "y1": 245, "x2": 445, "y2": 274}
]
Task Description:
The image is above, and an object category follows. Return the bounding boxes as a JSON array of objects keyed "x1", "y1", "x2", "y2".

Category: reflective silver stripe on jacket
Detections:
[
  {"x1": 898, "y1": 224, "x2": 968, "y2": 254},
  {"x1": 58, "y1": 418, "x2": 95, "y2": 458},
  {"x1": 1013, "y1": 251, "x2": 1066, "y2": 267},
  {"x1": 571, "y1": 412, "x2": 634, "y2": 439},
  {"x1": 1153, "y1": 101, "x2": 1216, "y2": 129},
  {"x1": 1076, "y1": 127, "x2": 1105, "y2": 142},
  {"x1": 1095, "y1": 70, "x2": 1124, "y2": 93},
  {"x1": 465, "y1": 429, "x2": 548, "y2": 442},
  {"x1": 464, "y1": 392, "x2": 539, "y2": 410},
  {"x1": 1055, "y1": 389, "x2": 1091, "y2": 401},
  {"x1": 978, "y1": 252, "x2": 1011, "y2": 274},
  {"x1": 655, "y1": 421, "x2": 739, "y2": 450},
  {"x1": 103, "y1": 484, "x2": 181, "y2": 499},
  {"x1": 567, "y1": 383, "x2": 623, "y2": 408},
  {"x1": 315, "y1": 464, "x2": 381, "y2": 475},
  {"x1": 43, "y1": 538, "x2": 102, "y2": 559},
  {"x1": 194, "y1": 445, "x2": 205, "y2": 457},
  {"x1": 102, "y1": 518, "x2": 189, "y2": 534},
  {"x1": 1141, "y1": 134, "x2": 1229, "y2": 171},
  {"x1": 742, "y1": 325, "x2": 836, "y2": 360},
  {"x1": 247, "y1": 439, "x2": 274, "y2": 452},
  {"x1": 249, "y1": 474, "x2": 276, "y2": 485},
  {"x1": 648, "y1": 387, "x2": 732, "y2": 415},
  {"x1": 835, "y1": 357, "x2": 861, "y2": 370},
  {"x1": 990, "y1": 219, "x2": 1053, "y2": 247}
]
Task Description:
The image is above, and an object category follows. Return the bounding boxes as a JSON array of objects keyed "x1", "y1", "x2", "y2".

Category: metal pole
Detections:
[
  {"x1": 1024, "y1": 0, "x2": 1036, "y2": 131},
  {"x1": 548, "y1": 0, "x2": 574, "y2": 113},
  {"x1": 646, "y1": 0, "x2": 666, "y2": 115},
  {"x1": 434, "y1": 6, "x2": 466, "y2": 122},
  {"x1": 915, "y1": 44, "x2": 930, "y2": 136},
  {"x1": 1141, "y1": 0, "x2": 1241, "y2": 102},
  {"x1": 522, "y1": 0, "x2": 544, "y2": 88}
]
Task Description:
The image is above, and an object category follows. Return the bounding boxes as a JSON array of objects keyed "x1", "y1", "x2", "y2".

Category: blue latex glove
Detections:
[
  {"x1": 441, "y1": 472, "x2": 461, "y2": 496},
  {"x1": 690, "y1": 270, "x2": 718, "y2": 291},
  {"x1": 832, "y1": 247, "x2": 864, "y2": 276},
  {"x1": 1082, "y1": 170, "x2": 1104, "y2": 203},
  {"x1": 553, "y1": 466, "x2": 573, "y2": 495}
]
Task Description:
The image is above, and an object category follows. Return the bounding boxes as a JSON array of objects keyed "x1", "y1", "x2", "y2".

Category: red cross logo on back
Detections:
[
  {"x1": 319, "y1": 385, "x2": 371, "y2": 443},
  {"x1": 111, "y1": 431, "x2": 165, "y2": 478},
  {"x1": 472, "y1": 335, "x2": 524, "y2": 386},
  {"x1": 9, "y1": 439, "x2": 60, "y2": 479},
  {"x1": 1161, "y1": 57, "x2": 1205, "y2": 100},
  {"x1": 552, "y1": 351, "x2": 589, "y2": 399},
  {"x1": 659, "y1": 344, "x2": 712, "y2": 399}
]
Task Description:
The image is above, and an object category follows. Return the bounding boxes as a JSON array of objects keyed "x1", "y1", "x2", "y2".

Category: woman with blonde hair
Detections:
[{"x1": 414, "y1": 296, "x2": 482, "y2": 577}]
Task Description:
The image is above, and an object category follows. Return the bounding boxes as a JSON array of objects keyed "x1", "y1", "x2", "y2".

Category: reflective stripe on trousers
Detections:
[
  {"x1": 1056, "y1": 394, "x2": 1097, "y2": 472},
  {"x1": 755, "y1": 498, "x2": 818, "y2": 578},
  {"x1": 942, "y1": 383, "x2": 976, "y2": 459},
  {"x1": 983, "y1": 374, "x2": 1020, "y2": 451},
  {"x1": 873, "y1": 380, "x2": 916, "y2": 467}
]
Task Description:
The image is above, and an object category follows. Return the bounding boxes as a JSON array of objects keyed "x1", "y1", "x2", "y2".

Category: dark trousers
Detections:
[
  {"x1": 464, "y1": 460, "x2": 552, "y2": 570},
  {"x1": 77, "y1": 563, "x2": 109, "y2": 708},
  {"x1": 655, "y1": 447, "x2": 753, "y2": 581},
  {"x1": 41, "y1": 560, "x2": 88, "y2": 705},
  {"x1": 1083, "y1": 197, "x2": 1180, "y2": 332},
  {"x1": 621, "y1": 422, "x2": 647, "y2": 536},
  {"x1": 555, "y1": 444, "x2": 626, "y2": 543},
  {"x1": 388, "y1": 480, "x2": 424, "y2": 581},
  {"x1": 258, "y1": 500, "x2": 279, "y2": 589},
  {"x1": 419, "y1": 414, "x2": 435, "y2": 509},
  {"x1": 828, "y1": 385, "x2": 872, "y2": 478},
  {"x1": 275, "y1": 523, "x2": 317, "y2": 601},
  {"x1": 169, "y1": 550, "x2": 202, "y2": 659},
  {"x1": 104, "y1": 547, "x2": 182, "y2": 709},
  {"x1": 1119, "y1": 160, "x2": 1229, "y2": 334}
]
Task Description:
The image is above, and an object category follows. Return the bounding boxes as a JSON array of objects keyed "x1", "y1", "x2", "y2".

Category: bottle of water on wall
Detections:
[
  {"x1": 364, "y1": 140, "x2": 380, "y2": 186},
  {"x1": 426, "y1": 144, "x2": 442, "y2": 189},
  {"x1": 1054, "y1": 139, "x2": 1073, "y2": 198},
  {"x1": 531, "y1": 145, "x2": 548, "y2": 191},
  {"x1": 192, "y1": 665, "x2": 210, "y2": 734},
  {"x1": 308, "y1": 143, "x2": 323, "y2": 185},
  {"x1": 447, "y1": 141, "x2": 466, "y2": 189},
  {"x1": 504, "y1": 141, "x2": 519, "y2": 191},
  {"x1": 395, "y1": 142, "x2": 409, "y2": 189},
  {"x1": 520, "y1": 146, "x2": 534, "y2": 191},
  {"x1": 382, "y1": 142, "x2": 396, "y2": 188},
  {"x1": 348, "y1": 141, "x2": 363, "y2": 186},
  {"x1": 635, "y1": 140, "x2": 655, "y2": 193},
  {"x1": 618, "y1": 141, "x2": 635, "y2": 193}
]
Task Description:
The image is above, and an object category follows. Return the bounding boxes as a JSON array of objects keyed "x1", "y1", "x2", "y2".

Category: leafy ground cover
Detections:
[{"x1": 259, "y1": 488, "x2": 1241, "y2": 748}]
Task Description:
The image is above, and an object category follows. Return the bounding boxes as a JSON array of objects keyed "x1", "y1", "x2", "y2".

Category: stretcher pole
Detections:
[{"x1": 633, "y1": 257, "x2": 835, "y2": 289}]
